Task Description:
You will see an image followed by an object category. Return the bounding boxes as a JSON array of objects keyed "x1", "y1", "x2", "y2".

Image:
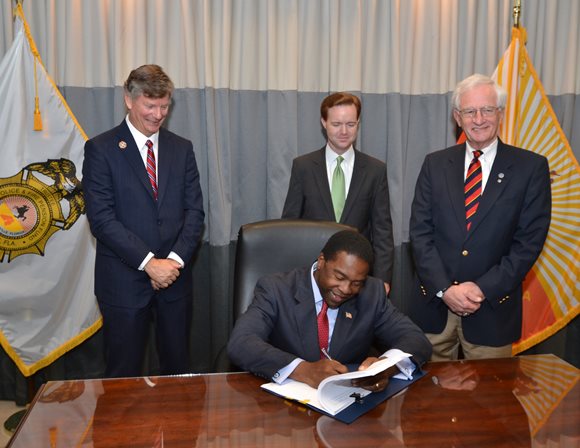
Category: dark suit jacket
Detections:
[
  {"x1": 227, "y1": 267, "x2": 432, "y2": 379},
  {"x1": 282, "y1": 148, "x2": 394, "y2": 283},
  {"x1": 409, "y1": 140, "x2": 551, "y2": 346},
  {"x1": 82, "y1": 120, "x2": 205, "y2": 309}
]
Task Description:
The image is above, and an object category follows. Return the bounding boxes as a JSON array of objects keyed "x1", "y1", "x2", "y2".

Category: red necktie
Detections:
[
  {"x1": 317, "y1": 301, "x2": 329, "y2": 358},
  {"x1": 145, "y1": 140, "x2": 158, "y2": 200},
  {"x1": 465, "y1": 150, "x2": 483, "y2": 230}
]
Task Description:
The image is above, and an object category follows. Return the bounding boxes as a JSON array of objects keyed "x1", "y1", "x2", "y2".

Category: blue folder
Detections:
[{"x1": 264, "y1": 369, "x2": 427, "y2": 424}]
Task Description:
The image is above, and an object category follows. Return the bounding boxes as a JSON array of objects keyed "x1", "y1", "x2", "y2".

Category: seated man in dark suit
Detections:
[{"x1": 228, "y1": 231, "x2": 431, "y2": 390}]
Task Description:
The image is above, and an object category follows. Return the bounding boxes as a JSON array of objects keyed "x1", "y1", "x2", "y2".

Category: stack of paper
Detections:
[{"x1": 261, "y1": 351, "x2": 411, "y2": 415}]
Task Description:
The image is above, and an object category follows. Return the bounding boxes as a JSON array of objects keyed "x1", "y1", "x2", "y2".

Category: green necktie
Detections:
[{"x1": 331, "y1": 156, "x2": 345, "y2": 222}]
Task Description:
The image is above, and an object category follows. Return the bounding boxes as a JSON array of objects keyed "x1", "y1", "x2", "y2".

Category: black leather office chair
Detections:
[
  {"x1": 214, "y1": 219, "x2": 355, "y2": 371},
  {"x1": 233, "y1": 219, "x2": 355, "y2": 318}
]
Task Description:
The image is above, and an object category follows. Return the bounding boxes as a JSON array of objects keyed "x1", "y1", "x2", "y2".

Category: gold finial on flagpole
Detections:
[{"x1": 513, "y1": 0, "x2": 522, "y2": 28}]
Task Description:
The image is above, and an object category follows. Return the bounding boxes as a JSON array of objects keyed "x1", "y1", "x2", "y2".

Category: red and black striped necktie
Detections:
[
  {"x1": 145, "y1": 139, "x2": 158, "y2": 200},
  {"x1": 465, "y1": 150, "x2": 483, "y2": 231}
]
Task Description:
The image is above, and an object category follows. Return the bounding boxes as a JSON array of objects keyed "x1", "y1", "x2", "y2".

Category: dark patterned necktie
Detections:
[
  {"x1": 145, "y1": 140, "x2": 158, "y2": 200},
  {"x1": 465, "y1": 150, "x2": 483, "y2": 230},
  {"x1": 317, "y1": 301, "x2": 329, "y2": 359}
]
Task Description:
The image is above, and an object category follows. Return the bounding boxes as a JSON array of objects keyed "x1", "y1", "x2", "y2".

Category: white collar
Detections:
[
  {"x1": 125, "y1": 115, "x2": 159, "y2": 150},
  {"x1": 465, "y1": 138, "x2": 498, "y2": 158},
  {"x1": 325, "y1": 145, "x2": 355, "y2": 165}
]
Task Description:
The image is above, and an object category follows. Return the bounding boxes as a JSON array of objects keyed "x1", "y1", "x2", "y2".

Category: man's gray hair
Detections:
[{"x1": 451, "y1": 74, "x2": 507, "y2": 110}]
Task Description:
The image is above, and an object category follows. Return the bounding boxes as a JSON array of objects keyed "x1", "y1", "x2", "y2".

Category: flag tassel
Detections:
[
  {"x1": 32, "y1": 51, "x2": 42, "y2": 131},
  {"x1": 33, "y1": 96, "x2": 42, "y2": 131}
]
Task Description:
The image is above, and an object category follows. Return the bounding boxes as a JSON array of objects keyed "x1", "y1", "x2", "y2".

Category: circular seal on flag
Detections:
[
  {"x1": 0, "y1": 194, "x2": 38, "y2": 237},
  {"x1": 0, "y1": 159, "x2": 85, "y2": 262}
]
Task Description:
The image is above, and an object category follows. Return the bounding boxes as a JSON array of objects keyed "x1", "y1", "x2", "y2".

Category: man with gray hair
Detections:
[
  {"x1": 409, "y1": 74, "x2": 551, "y2": 360},
  {"x1": 83, "y1": 65, "x2": 205, "y2": 377}
]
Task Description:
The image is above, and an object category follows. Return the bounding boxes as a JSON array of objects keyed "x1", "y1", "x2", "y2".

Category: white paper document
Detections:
[{"x1": 261, "y1": 351, "x2": 411, "y2": 415}]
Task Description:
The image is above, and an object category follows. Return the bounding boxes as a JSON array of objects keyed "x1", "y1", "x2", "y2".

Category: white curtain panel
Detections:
[
  {"x1": 1, "y1": 0, "x2": 578, "y2": 93},
  {"x1": 1, "y1": 0, "x2": 579, "y2": 245}
]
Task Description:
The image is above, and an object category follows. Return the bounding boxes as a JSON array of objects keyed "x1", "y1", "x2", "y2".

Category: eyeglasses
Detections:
[{"x1": 457, "y1": 106, "x2": 501, "y2": 119}]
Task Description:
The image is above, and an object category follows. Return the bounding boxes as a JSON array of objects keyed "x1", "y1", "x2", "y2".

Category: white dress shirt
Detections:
[
  {"x1": 464, "y1": 139, "x2": 498, "y2": 194},
  {"x1": 125, "y1": 116, "x2": 184, "y2": 270},
  {"x1": 325, "y1": 145, "x2": 355, "y2": 196}
]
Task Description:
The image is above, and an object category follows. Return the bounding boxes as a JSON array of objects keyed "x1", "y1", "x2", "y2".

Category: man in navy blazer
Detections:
[
  {"x1": 409, "y1": 74, "x2": 551, "y2": 360},
  {"x1": 83, "y1": 65, "x2": 205, "y2": 377},
  {"x1": 228, "y1": 231, "x2": 431, "y2": 390},
  {"x1": 282, "y1": 92, "x2": 394, "y2": 290}
]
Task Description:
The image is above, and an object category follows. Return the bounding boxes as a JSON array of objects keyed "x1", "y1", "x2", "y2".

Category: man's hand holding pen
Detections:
[
  {"x1": 290, "y1": 358, "x2": 348, "y2": 389},
  {"x1": 290, "y1": 350, "x2": 399, "y2": 391}
]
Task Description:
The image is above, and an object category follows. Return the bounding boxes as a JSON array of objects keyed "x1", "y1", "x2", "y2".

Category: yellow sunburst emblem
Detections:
[{"x1": 0, "y1": 158, "x2": 85, "y2": 262}]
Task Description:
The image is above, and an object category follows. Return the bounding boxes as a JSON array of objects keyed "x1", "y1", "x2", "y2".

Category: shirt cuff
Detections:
[
  {"x1": 139, "y1": 252, "x2": 155, "y2": 271},
  {"x1": 272, "y1": 358, "x2": 304, "y2": 384},
  {"x1": 167, "y1": 251, "x2": 184, "y2": 268},
  {"x1": 382, "y1": 348, "x2": 416, "y2": 380}
]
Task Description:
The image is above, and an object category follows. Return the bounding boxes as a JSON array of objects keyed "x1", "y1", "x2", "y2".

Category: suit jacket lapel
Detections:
[
  {"x1": 156, "y1": 128, "x2": 174, "y2": 205},
  {"x1": 293, "y1": 270, "x2": 322, "y2": 361},
  {"x1": 341, "y1": 149, "x2": 365, "y2": 223},
  {"x1": 467, "y1": 142, "x2": 513, "y2": 236},
  {"x1": 292, "y1": 270, "x2": 359, "y2": 360},
  {"x1": 445, "y1": 144, "x2": 468, "y2": 235},
  {"x1": 329, "y1": 300, "x2": 358, "y2": 359},
  {"x1": 312, "y1": 148, "x2": 336, "y2": 219},
  {"x1": 116, "y1": 122, "x2": 157, "y2": 202}
]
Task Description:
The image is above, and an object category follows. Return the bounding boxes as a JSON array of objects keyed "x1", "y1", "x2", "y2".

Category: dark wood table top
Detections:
[{"x1": 7, "y1": 354, "x2": 579, "y2": 447}]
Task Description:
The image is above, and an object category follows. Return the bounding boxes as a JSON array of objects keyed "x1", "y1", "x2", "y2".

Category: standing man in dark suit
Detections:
[
  {"x1": 83, "y1": 65, "x2": 205, "y2": 377},
  {"x1": 282, "y1": 92, "x2": 394, "y2": 292},
  {"x1": 409, "y1": 74, "x2": 551, "y2": 360},
  {"x1": 228, "y1": 231, "x2": 431, "y2": 390}
]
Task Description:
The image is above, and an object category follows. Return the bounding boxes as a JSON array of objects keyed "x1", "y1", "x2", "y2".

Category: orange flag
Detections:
[{"x1": 492, "y1": 27, "x2": 580, "y2": 354}]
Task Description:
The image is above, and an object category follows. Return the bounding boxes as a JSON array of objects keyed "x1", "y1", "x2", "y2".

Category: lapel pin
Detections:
[
  {"x1": 497, "y1": 172, "x2": 504, "y2": 183},
  {"x1": 345, "y1": 312, "x2": 352, "y2": 319},
  {"x1": 118, "y1": 141, "x2": 127, "y2": 149}
]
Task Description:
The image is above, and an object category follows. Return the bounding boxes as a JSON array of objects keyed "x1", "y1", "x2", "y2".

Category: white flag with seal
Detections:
[{"x1": 0, "y1": 4, "x2": 102, "y2": 376}]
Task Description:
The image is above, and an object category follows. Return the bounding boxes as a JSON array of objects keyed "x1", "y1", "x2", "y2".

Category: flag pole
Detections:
[
  {"x1": 4, "y1": 0, "x2": 46, "y2": 436},
  {"x1": 5, "y1": 3, "x2": 36, "y2": 435},
  {"x1": 513, "y1": 0, "x2": 521, "y2": 28}
]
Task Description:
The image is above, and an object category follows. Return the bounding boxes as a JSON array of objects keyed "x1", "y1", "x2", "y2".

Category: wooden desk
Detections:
[{"x1": 7, "y1": 354, "x2": 579, "y2": 447}]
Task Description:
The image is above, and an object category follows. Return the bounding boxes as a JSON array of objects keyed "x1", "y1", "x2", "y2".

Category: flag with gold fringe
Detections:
[
  {"x1": 492, "y1": 26, "x2": 580, "y2": 354},
  {"x1": 0, "y1": 4, "x2": 101, "y2": 376}
]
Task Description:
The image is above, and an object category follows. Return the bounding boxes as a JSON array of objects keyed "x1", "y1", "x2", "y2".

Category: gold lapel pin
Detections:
[
  {"x1": 118, "y1": 141, "x2": 127, "y2": 149},
  {"x1": 345, "y1": 312, "x2": 352, "y2": 319}
]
